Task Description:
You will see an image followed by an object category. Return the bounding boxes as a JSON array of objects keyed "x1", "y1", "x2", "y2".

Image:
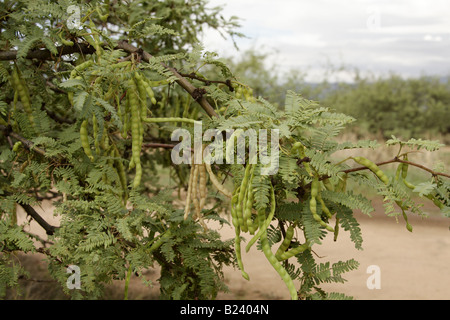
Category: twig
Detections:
[
  {"x1": 35, "y1": 247, "x2": 65, "y2": 266},
  {"x1": 22, "y1": 230, "x2": 54, "y2": 247},
  {"x1": 0, "y1": 125, "x2": 47, "y2": 156},
  {"x1": 177, "y1": 71, "x2": 234, "y2": 91},
  {"x1": 142, "y1": 142, "x2": 177, "y2": 149},
  {"x1": 45, "y1": 80, "x2": 66, "y2": 94},
  {"x1": 342, "y1": 158, "x2": 450, "y2": 179},
  {"x1": 396, "y1": 158, "x2": 450, "y2": 179}
]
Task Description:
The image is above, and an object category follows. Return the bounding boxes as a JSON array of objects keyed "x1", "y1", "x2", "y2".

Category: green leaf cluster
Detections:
[{"x1": 0, "y1": 0, "x2": 448, "y2": 302}]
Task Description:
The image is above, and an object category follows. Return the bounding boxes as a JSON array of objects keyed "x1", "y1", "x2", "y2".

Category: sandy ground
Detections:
[
  {"x1": 10, "y1": 199, "x2": 450, "y2": 300},
  {"x1": 215, "y1": 210, "x2": 450, "y2": 300}
]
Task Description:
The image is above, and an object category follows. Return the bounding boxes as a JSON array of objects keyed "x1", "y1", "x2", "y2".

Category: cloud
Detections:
[{"x1": 202, "y1": 0, "x2": 450, "y2": 81}]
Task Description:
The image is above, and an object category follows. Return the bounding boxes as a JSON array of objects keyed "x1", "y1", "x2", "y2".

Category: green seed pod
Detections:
[
  {"x1": 237, "y1": 164, "x2": 253, "y2": 233},
  {"x1": 89, "y1": 19, "x2": 103, "y2": 57},
  {"x1": 275, "y1": 225, "x2": 294, "y2": 259},
  {"x1": 402, "y1": 156, "x2": 409, "y2": 179},
  {"x1": 231, "y1": 187, "x2": 249, "y2": 280},
  {"x1": 148, "y1": 230, "x2": 172, "y2": 254},
  {"x1": 92, "y1": 114, "x2": 100, "y2": 155},
  {"x1": 401, "y1": 208, "x2": 413, "y2": 232},
  {"x1": 80, "y1": 119, "x2": 94, "y2": 161},
  {"x1": 395, "y1": 163, "x2": 403, "y2": 181},
  {"x1": 204, "y1": 163, "x2": 233, "y2": 198},
  {"x1": 276, "y1": 242, "x2": 310, "y2": 261},
  {"x1": 333, "y1": 217, "x2": 340, "y2": 241},
  {"x1": 353, "y1": 156, "x2": 389, "y2": 185},
  {"x1": 134, "y1": 72, "x2": 149, "y2": 120},
  {"x1": 310, "y1": 195, "x2": 334, "y2": 232},
  {"x1": 317, "y1": 194, "x2": 333, "y2": 219},
  {"x1": 377, "y1": 170, "x2": 390, "y2": 185},
  {"x1": 96, "y1": 5, "x2": 109, "y2": 22},
  {"x1": 311, "y1": 176, "x2": 320, "y2": 198},
  {"x1": 235, "y1": 86, "x2": 242, "y2": 99},
  {"x1": 426, "y1": 194, "x2": 445, "y2": 210},
  {"x1": 322, "y1": 178, "x2": 334, "y2": 192},
  {"x1": 70, "y1": 59, "x2": 94, "y2": 78},
  {"x1": 11, "y1": 66, "x2": 35, "y2": 130},
  {"x1": 58, "y1": 31, "x2": 74, "y2": 46},
  {"x1": 141, "y1": 76, "x2": 158, "y2": 105},
  {"x1": 133, "y1": 162, "x2": 142, "y2": 189},
  {"x1": 184, "y1": 161, "x2": 196, "y2": 220},
  {"x1": 310, "y1": 197, "x2": 317, "y2": 214},
  {"x1": 291, "y1": 141, "x2": 312, "y2": 174},
  {"x1": 128, "y1": 77, "x2": 143, "y2": 188},
  {"x1": 403, "y1": 178, "x2": 415, "y2": 190},
  {"x1": 12, "y1": 89, "x2": 18, "y2": 113},
  {"x1": 257, "y1": 208, "x2": 298, "y2": 300},
  {"x1": 244, "y1": 165, "x2": 257, "y2": 234},
  {"x1": 291, "y1": 142, "x2": 303, "y2": 153},
  {"x1": 12, "y1": 141, "x2": 23, "y2": 153},
  {"x1": 336, "y1": 173, "x2": 347, "y2": 192},
  {"x1": 245, "y1": 186, "x2": 276, "y2": 252}
]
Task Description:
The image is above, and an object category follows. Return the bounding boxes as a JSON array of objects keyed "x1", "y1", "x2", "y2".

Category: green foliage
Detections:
[
  {"x1": 295, "y1": 251, "x2": 359, "y2": 300},
  {"x1": 0, "y1": 0, "x2": 241, "y2": 300},
  {"x1": 386, "y1": 135, "x2": 444, "y2": 152},
  {"x1": 0, "y1": 253, "x2": 30, "y2": 298},
  {"x1": 0, "y1": 0, "x2": 449, "y2": 301},
  {"x1": 322, "y1": 74, "x2": 450, "y2": 140}
]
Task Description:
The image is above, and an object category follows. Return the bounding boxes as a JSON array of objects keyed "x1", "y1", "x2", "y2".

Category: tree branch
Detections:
[
  {"x1": 19, "y1": 203, "x2": 57, "y2": 236},
  {"x1": 342, "y1": 158, "x2": 450, "y2": 179},
  {"x1": 0, "y1": 43, "x2": 96, "y2": 61}
]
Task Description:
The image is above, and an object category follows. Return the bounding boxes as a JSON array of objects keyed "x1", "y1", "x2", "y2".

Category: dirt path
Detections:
[
  {"x1": 12, "y1": 200, "x2": 450, "y2": 300},
  {"x1": 215, "y1": 209, "x2": 450, "y2": 300}
]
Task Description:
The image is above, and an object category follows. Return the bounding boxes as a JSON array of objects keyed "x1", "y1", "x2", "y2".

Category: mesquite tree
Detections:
[{"x1": 0, "y1": 0, "x2": 449, "y2": 300}]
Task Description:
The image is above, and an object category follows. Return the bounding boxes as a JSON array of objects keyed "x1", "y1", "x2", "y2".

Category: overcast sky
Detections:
[{"x1": 201, "y1": 0, "x2": 450, "y2": 82}]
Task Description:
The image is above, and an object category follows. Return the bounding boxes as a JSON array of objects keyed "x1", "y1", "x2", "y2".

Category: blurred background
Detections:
[{"x1": 201, "y1": 0, "x2": 450, "y2": 143}]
